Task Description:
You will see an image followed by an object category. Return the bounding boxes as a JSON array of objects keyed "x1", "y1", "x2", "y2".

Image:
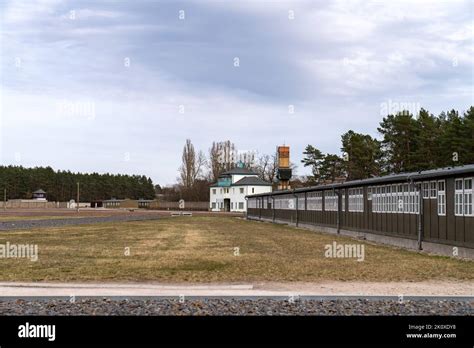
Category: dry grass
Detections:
[{"x1": 0, "y1": 216, "x2": 472, "y2": 282}]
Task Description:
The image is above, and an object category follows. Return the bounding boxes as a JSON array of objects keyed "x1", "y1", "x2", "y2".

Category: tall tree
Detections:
[
  {"x1": 341, "y1": 130, "x2": 382, "y2": 180},
  {"x1": 411, "y1": 108, "x2": 442, "y2": 170},
  {"x1": 179, "y1": 139, "x2": 206, "y2": 188},
  {"x1": 301, "y1": 145, "x2": 325, "y2": 184},
  {"x1": 255, "y1": 153, "x2": 278, "y2": 183},
  {"x1": 377, "y1": 111, "x2": 419, "y2": 173},
  {"x1": 319, "y1": 154, "x2": 345, "y2": 183}
]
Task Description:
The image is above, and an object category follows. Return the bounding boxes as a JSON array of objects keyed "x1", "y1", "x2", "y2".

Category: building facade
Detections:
[
  {"x1": 210, "y1": 167, "x2": 272, "y2": 212},
  {"x1": 246, "y1": 165, "x2": 474, "y2": 257}
]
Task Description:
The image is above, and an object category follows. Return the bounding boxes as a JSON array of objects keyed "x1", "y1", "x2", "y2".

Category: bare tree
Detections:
[
  {"x1": 256, "y1": 153, "x2": 278, "y2": 183},
  {"x1": 208, "y1": 140, "x2": 237, "y2": 182},
  {"x1": 208, "y1": 141, "x2": 222, "y2": 182},
  {"x1": 179, "y1": 139, "x2": 206, "y2": 188}
]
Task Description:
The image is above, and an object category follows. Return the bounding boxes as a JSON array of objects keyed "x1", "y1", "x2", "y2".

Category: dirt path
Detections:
[{"x1": 0, "y1": 281, "x2": 472, "y2": 297}]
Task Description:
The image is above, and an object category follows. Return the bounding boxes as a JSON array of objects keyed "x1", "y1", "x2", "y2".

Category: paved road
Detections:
[{"x1": 0, "y1": 214, "x2": 162, "y2": 231}]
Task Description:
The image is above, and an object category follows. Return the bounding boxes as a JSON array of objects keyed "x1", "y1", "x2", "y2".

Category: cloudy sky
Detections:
[{"x1": 0, "y1": 0, "x2": 472, "y2": 185}]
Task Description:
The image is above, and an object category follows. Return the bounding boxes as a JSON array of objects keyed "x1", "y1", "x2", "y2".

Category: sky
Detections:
[{"x1": 0, "y1": 0, "x2": 473, "y2": 185}]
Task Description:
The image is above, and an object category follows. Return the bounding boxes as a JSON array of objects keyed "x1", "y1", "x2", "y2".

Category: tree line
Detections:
[
  {"x1": 302, "y1": 106, "x2": 474, "y2": 184},
  {"x1": 0, "y1": 166, "x2": 156, "y2": 202}
]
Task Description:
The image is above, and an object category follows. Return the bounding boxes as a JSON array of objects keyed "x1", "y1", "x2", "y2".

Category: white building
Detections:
[{"x1": 209, "y1": 167, "x2": 272, "y2": 212}]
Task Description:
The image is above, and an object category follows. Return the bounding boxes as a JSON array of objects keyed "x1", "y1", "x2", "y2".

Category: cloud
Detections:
[{"x1": 0, "y1": 0, "x2": 472, "y2": 184}]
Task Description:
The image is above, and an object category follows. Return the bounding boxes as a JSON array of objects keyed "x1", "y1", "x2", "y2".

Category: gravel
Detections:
[
  {"x1": 0, "y1": 298, "x2": 471, "y2": 316},
  {"x1": 0, "y1": 215, "x2": 161, "y2": 231}
]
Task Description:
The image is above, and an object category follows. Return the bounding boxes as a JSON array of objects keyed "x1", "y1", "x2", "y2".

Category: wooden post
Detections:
[{"x1": 3, "y1": 188, "x2": 6, "y2": 211}]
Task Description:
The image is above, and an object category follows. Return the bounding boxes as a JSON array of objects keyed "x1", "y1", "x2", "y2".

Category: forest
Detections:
[
  {"x1": 301, "y1": 107, "x2": 474, "y2": 183},
  {"x1": 0, "y1": 166, "x2": 156, "y2": 201}
]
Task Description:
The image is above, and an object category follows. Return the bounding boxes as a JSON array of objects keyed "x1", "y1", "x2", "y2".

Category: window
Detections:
[
  {"x1": 403, "y1": 184, "x2": 409, "y2": 213},
  {"x1": 248, "y1": 198, "x2": 257, "y2": 209},
  {"x1": 391, "y1": 185, "x2": 397, "y2": 212},
  {"x1": 240, "y1": 188, "x2": 244, "y2": 194},
  {"x1": 252, "y1": 188, "x2": 255, "y2": 194},
  {"x1": 437, "y1": 180, "x2": 446, "y2": 216},
  {"x1": 238, "y1": 202, "x2": 244, "y2": 210},
  {"x1": 306, "y1": 191, "x2": 323, "y2": 211},
  {"x1": 455, "y1": 179, "x2": 463, "y2": 216},
  {"x1": 212, "y1": 189, "x2": 216, "y2": 195},
  {"x1": 274, "y1": 194, "x2": 295, "y2": 210},
  {"x1": 324, "y1": 190, "x2": 338, "y2": 211},
  {"x1": 212, "y1": 202, "x2": 216, "y2": 209},
  {"x1": 422, "y1": 182, "x2": 429, "y2": 199},
  {"x1": 372, "y1": 183, "x2": 419, "y2": 214},
  {"x1": 455, "y1": 178, "x2": 473, "y2": 216},
  {"x1": 348, "y1": 188, "x2": 363, "y2": 212},
  {"x1": 297, "y1": 193, "x2": 306, "y2": 211},
  {"x1": 367, "y1": 187, "x2": 372, "y2": 200},
  {"x1": 430, "y1": 181, "x2": 437, "y2": 199},
  {"x1": 341, "y1": 190, "x2": 346, "y2": 212},
  {"x1": 464, "y1": 178, "x2": 473, "y2": 216}
]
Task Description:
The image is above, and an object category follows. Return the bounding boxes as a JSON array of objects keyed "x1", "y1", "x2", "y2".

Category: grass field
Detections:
[{"x1": 0, "y1": 216, "x2": 472, "y2": 282}]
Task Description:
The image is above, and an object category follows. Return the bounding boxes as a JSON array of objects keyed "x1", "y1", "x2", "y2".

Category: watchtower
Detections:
[{"x1": 276, "y1": 146, "x2": 292, "y2": 190}]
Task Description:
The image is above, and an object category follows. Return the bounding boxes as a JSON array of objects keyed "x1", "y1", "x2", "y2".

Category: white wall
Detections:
[{"x1": 210, "y1": 185, "x2": 272, "y2": 212}]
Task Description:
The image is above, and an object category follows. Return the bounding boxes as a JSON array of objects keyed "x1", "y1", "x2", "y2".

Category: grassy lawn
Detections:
[{"x1": 0, "y1": 216, "x2": 472, "y2": 282}]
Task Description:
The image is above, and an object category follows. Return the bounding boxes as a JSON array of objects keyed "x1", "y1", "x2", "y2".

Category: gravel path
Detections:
[
  {"x1": 0, "y1": 298, "x2": 471, "y2": 316},
  {"x1": 0, "y1": 215, "x2": 161, "y2": 231}
]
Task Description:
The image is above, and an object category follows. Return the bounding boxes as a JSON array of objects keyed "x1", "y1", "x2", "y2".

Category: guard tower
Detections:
[{"x1": 276, "y1": 146, "x2": 292, "y2": 190}]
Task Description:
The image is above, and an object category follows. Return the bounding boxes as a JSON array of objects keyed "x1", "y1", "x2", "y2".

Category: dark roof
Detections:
[
  {"x1": 210, "y1": 175, "x2": 272, "y2": 187},
  {"x1": 233, "y1": 176, "x2": 272, "y2": 186},
  {"x1": 247, "y1": 164, "x2": 474, "y2": 197},
  {"x1": 221, "y1": 167, "x2": 258, "y2": 176},
  {"x1": 33, "y1": 189, "x2": 46, "y2": 194}
]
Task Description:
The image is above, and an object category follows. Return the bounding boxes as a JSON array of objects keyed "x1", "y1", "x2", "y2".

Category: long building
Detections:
[{"x1": 246, "y1": 164, "x2": 474, "y2": 258}]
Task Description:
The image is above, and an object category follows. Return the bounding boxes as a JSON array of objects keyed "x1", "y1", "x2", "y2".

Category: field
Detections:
[{"x1": 0, "y1": 216, "x2": 472, "y2": 282}]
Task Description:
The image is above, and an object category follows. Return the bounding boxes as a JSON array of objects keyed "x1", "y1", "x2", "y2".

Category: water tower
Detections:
[{"x1": 276, "y1": 146, "x2": 292, "y2": 190}]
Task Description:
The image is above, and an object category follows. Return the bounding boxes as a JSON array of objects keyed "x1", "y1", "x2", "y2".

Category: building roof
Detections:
[
  {"x1": 220, "y1": 167, "x2": 258, "y2": 176},
  {"x1": 233, "y1": 176, "x2": 272, "y2": 186},
  {"x1": 247, "y1": 164, "x2": 474, "y2": 197},
  {"x1": 33, "y1": 189, "x2": 46, "y2": 194},
  {"x1": 210, "y1": 175, "x2": 272, "y2": 188}
]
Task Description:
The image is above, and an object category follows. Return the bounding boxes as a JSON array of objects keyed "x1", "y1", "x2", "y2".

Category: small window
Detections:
[
  {"x1": 430, "y1": 181, "x2": 437, "y2": 199},
  {"x1": 437, "y1": 180, "x2": 446, "y2": 216},
  {"x1": 238, "y1": 202, "x2": 244, "y2": 209},
  {"x1": 464, "y1": 178, "x2": 473, "y2": 216},
  {"x1": 455, "y1": 179, "x2": 463, "y2": 216},
  {"x1": 240, "y1": 188, "x2": 244, "y2": 194},
  {"x1": 212, "y1": 189, "x2": 216, "y2": 195},
  {"x1": 252, "y1": 188, "x2": 255, "y2": 194},
  {"x1": 422, "y1": 182, "x2": 429, "y2": 199}
]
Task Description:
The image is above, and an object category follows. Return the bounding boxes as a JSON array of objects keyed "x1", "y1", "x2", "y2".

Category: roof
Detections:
[
  {"x1": 247, "y1": 164, "x2": 474, "y2": 198},
  {"x1": 220, "y1": 167, "x2": 258, "y2": 176},
  {"x1": 210, "y1": 176, "x2": 272, "y2": 188},
  {"x1": 33, "y1": 189, "x2": 46, "y2": 194},
  {"x1": 233, "y1": 176, "x2": 272, "y2": 186}
]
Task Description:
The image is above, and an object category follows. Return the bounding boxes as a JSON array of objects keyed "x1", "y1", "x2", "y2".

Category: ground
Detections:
[{"x1": 0, "y1": 215, "x2": 472, "y2": 283}]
